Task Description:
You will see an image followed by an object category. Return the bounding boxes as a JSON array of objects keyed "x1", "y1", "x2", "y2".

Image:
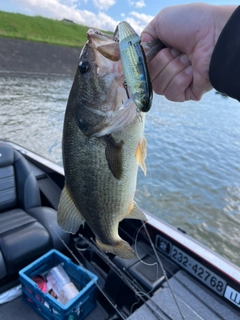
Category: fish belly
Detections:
[{"x1": 63, "y1": 112, "x2": 145, "y2": 245}]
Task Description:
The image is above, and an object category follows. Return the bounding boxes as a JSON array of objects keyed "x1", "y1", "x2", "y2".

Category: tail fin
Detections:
[{"x1": 96, "y1": 238, "x2": 136, "y2": 259}]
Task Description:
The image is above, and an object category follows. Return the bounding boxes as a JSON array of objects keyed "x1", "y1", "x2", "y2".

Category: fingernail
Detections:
[
  {"x1": 171, "y1": 48, "x2": 181, "y2": 57},
  {"x1": 185, "y1": 65, "x2": 192, "y2": 75},
  {"x1": 180, "y1": 54, "x2": 190, "y2": 64}
]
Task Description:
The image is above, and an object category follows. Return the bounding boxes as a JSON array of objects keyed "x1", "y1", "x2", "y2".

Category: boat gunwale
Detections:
[{"x1": 2, "y1": 139, "x2": 239, "y2": 285}]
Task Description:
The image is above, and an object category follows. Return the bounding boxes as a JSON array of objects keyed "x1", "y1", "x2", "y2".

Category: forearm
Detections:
[{"x1": 209, "y1": 6, "x2": 240, "y2": 101}]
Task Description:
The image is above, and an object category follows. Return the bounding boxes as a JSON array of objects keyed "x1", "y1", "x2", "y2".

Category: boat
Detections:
[{"x1": 0, "y1": 139, "x2": 239, "y2": 320}]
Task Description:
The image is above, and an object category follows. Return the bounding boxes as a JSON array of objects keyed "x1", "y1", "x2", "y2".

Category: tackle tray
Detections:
[{"x1": 19, "y1": 249, "x2": 98, "y2": 320}]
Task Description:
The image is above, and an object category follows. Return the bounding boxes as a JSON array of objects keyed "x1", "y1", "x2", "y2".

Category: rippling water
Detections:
[{"x1": 1, "y1": 75, "x2": 240, "y2": 267}]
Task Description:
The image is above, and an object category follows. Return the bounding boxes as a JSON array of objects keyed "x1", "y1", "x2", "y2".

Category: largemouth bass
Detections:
[
  {"x1": 58, "y1": 24, "x2": 163, "y2": 259},
  {"x1": 58, "y1": 28, "x2": 148, "y2": 259}
]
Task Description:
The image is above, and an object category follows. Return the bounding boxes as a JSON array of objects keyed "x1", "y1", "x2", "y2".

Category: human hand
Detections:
[{"x1": 141, "y1": 3, "x2": 236, "y2": 101}]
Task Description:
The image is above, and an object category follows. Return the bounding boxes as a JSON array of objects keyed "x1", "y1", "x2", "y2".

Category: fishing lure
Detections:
[{"x1": 114, "y1": 21, "x2": 152, "y2": 113}]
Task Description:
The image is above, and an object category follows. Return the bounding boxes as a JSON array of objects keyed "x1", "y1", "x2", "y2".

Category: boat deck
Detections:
[
  {"x1": 129, "y1": 270, "x2": 239, "y2": 320},
  {"x1": 0, "y1": 141, "x2": 239, "y2": 320},
  {"x1": 1, "y1": 269, "x2": 239, "y2": 320}
]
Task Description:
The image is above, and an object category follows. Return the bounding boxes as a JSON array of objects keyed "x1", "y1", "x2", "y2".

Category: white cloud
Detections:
[
  {"x1": 59, "y1": 0, "x2": 78, "y2": 6},
  {"x1": 11, "y1": 0, "x2": 152, "y2": 34},
  {"x1": 92, "y1": 0, "x2": 116, "y2": 11},
  {"x1": 13, "y1": 0, "x2": 118, "y2": 30},
  {"x1": 129, "y1": 11, "x2": 153, "y2": 24},
  {"x1": 128, "y1": 0, "x2": 145, "y2": 9},
  {"x1": 97, "y1": 11, "x2": 119, "y2": 30},
  {"x1": 135, "y1": 0, "x2": 146, "y2": 8},
  {"x1": 125, "y1": 11, "x2": 153, "y2": 34}
]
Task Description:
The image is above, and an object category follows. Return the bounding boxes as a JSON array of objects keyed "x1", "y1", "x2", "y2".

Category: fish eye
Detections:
[
  {"x1": 141, "y1": 97, "x2": 148, "y2": 105},
  {"x1": 79, "y1": 61, "x2": 90, "y2": 74}
]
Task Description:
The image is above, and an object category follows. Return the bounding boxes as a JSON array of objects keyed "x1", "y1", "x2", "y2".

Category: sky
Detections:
[{"x1": 0, "y1": 0, "x2": 239, "y2": 34}]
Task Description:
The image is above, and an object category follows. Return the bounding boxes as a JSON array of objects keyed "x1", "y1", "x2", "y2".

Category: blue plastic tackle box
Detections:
[{"x1": 19, "y1": 249, "x2": 98, "y2": 320}]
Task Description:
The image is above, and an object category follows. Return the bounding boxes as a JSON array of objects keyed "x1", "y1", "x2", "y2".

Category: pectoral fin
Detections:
[
  {"x1": 57, "y1": 184, "x2": 84, "y2": 234},
  {"x1": 105, "y1": 135, "x2": 124, "y2": 180},
  {"x1": 126, "y1": 201, "x2": 147, "y2": 221},
  {"x1": 136, "y1": 137, "x2": 147, "y2": 175}
]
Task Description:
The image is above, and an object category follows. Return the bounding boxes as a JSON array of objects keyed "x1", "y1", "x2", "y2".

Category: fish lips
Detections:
[{"x1": 87, "y1": 28, "x2": 120, "y2": 62}]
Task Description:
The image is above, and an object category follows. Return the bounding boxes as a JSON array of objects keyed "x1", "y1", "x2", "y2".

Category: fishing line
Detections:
[
  {"x1": 51, "y1": 224, "x2": 185, "y2": 319},
  {"x1": 52, "y1": 225, "x2": 179, "y2": 320},
  {"x1": 50, "y1": 226, "x2": 127, "y2": 320},
  {"x1": 84, "y1": 235, "x2": 172, "y2": 320},
  {"x1": 130, "y1": 300, "x2": 140, "y2": 314},
  {"x1": 142, "y1": 222, "x2": 186, "y2": 320},
  {"x1": 121, "y1": 222, "x2": 220, "y2": 319},
  {"x1": 123, "y1": 218, "x2": 185, "y2": 319},
  {"x1": 136, "y1": 133, "x2": 186, "y2": 319},
  {"x1": 134, "y1": 220, "x2": 159, "y2": 281},
  {"x1": 119, "y1": 223, "x2": 176, "y2": 278}
]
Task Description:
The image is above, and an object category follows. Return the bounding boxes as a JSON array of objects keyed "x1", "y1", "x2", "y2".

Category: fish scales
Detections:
[
  {"x1": 58, "y1": 25, "x2": 162, "y2": 259},
  {"x1": 62, "y1": 101, "x2": 144, "y2": 251}
]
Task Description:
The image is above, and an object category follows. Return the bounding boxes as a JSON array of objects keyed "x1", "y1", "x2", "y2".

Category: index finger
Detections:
[{"x1": 141, "y1": 17, "x2": 158, "y2": 42}]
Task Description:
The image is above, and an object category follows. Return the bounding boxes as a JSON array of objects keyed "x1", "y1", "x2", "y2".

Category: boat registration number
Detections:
[{"x1": 170, "y1": 245, "x2": 227, "y2": 296}]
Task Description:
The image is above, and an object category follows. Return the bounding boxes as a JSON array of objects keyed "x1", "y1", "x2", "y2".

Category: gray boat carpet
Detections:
[
  {"x1": 0, "y1": 270, "x2": 238, "y2": 319},
  {"x1": 0, "y1": 296, "x2": 108, "y2": 320},
  {"x1": 129, "y1": 270, "x2": 239, "y2": 320},
  {"x1": 0, "y1": 296, "x2": 43, "y2": 320}
]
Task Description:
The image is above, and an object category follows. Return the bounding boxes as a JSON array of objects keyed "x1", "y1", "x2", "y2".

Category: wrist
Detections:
[
  {"x1": 209, "y1": 5, "x2": 240, "y2": 100},
  {"x1": 212, "y1": 5, "x2": 238, "y2": 45}
]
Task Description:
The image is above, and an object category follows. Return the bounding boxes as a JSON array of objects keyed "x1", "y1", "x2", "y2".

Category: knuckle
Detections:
[{"x1": 164, "y1": 72, "x2": 192, "y2": 101}]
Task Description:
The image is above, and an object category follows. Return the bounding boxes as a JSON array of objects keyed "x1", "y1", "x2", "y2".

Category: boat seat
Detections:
[{"x1": 0, "y1": 142, "x2": 69, "y2": 280}]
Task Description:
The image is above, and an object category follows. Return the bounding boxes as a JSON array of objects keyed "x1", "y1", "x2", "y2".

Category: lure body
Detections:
[{"x1": 114, "y1": 21, "x2": 152, "y2": 113}]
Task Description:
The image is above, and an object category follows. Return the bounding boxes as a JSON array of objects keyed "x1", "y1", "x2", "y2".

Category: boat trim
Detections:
[{"x1": 146, "y1": 213, "x2": 240, "y2": 282}]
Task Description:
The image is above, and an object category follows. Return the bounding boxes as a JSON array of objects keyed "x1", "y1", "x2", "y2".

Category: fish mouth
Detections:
[
  {"x1": 87, "y1": 28, "x2": 120, "y2": 62},
  {"x1": 87, "y1": 29, "x2": 113, "y2": 42},
  {"x1": 87, "y1": 29, "x2": 113, "y2": 49}
]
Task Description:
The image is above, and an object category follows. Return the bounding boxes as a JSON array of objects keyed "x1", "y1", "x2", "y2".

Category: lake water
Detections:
[{"x1": 1, "y1": 74, "x2": 240, "y2": 267}]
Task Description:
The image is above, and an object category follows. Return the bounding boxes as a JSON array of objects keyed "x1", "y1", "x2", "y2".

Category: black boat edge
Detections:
[{"x1": 0, "y1": 139, "x2": 239, "y2": 320}]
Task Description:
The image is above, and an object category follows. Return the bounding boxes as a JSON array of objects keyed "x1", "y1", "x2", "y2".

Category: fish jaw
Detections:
[
  {"x1": 86, "y1": 29, "x2": 122, "y2": 76},
  {"x1": 68, "y1": 28, "x2": 139, "y2": 137}
]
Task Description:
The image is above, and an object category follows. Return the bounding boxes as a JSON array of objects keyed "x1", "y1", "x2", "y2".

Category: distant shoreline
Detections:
[{"x1": 0, "y1": 37, "x2": 81, "y2": 77}]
